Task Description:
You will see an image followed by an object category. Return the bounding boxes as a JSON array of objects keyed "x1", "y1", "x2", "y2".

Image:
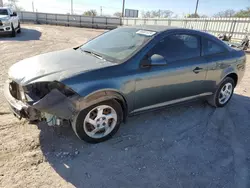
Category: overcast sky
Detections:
[{"x1": 3, "y1": 0, "x2": 250, "y2": 17}]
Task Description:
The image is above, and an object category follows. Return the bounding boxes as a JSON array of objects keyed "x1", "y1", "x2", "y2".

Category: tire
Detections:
[
  {"x1": 10, "y1": 24, "x2": 16, "y2": 37},
  {"x1": 72, "y1": 100, "x2": 123, "y2": 143},
  {"x1": 207, "y1": 77, "x2": 235, "y2": 107},
  {"x1": 17, "y1": 22, "x2": 21, "y2": 33}
]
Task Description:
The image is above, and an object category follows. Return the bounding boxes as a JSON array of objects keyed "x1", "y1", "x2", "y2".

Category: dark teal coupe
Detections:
[{"x1": 5, "y1": 26, "x2": 246, "y2": 143}]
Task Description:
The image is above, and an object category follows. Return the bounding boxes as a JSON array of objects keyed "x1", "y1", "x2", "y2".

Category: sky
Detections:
[{"x1": 2, "y1": 0, "x2": 250, "y2": 17}]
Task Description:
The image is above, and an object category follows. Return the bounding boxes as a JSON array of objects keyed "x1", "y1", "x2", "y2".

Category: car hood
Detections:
[
  {"x1": 0, "y1": 15, "x2": 9, "y2": 20},
  {"x1": 8, "y1": 48, "x2": 115, "y2": 85}
]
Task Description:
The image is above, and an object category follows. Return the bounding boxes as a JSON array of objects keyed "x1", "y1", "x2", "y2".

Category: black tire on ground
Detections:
[
  {"x1": 11, "y1": 24, "x2": 16, "y2": 37},
  {"x1": 72, "y1": 99, "x2": 123, "y2": 143},
  {"x1": 207, "y1": 77, "x2": 235, "y2": 108},
  {"x1": 17, "y1": 22, "x2": 21, "y2": 33}
]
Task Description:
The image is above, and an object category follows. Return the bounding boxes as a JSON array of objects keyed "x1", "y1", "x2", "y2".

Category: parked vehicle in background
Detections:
[
  {"x1": 4, "y1": 26, "x2": 246, "y2": 143},
  {"x1": 0, "y1": 7, "x2": 21, "y2": 37},
  {"x1": 218, "y1": 33, "x2": 232, "y2": 42},
  {"x1": 220, "y1": 29, "x2": 249, "y2": 51}
]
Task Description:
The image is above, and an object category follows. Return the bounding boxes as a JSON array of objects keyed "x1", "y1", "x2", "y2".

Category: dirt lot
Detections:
[{"x1": 0, "y1": 24, "x2": 250, "y2": 188}]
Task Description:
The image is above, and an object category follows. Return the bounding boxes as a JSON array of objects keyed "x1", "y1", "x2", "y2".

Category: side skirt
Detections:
[{"x1": 129, "y1": 92, "x2": 212, "y2": 116}]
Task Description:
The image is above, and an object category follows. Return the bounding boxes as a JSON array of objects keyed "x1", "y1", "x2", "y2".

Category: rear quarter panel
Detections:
[{"x1": 205, "y1": 49, "x2": 246, "y2": 91}]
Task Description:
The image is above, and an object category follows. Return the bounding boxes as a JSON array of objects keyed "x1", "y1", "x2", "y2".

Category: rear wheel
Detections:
[
  {"x1": 207, "y1": 77, "x2": 235, "y2": 107},
  {"x1": 72, "y1": 100, "x2": 123, "y2": 143}
]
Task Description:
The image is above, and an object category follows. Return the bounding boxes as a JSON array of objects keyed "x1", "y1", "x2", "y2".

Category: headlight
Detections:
[
  {"x1": 2, "y1": 20, "x2": 11, "y2": 26},
  {"x1": 23, "y1": 81, "x2": 77, "y2": 103}
]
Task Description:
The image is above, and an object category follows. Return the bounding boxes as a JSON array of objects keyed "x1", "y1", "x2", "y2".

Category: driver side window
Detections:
[{"x1": 149, "y1": 34, "x2": 201, "y2": 62}]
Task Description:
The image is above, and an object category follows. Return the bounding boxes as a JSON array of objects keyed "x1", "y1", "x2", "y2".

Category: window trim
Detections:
[{"x1": 201, "y1": 37, "x2": 228, "y2": 57}]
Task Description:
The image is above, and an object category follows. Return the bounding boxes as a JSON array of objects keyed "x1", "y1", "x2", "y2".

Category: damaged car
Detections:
[{"x1": 5, "y1": 26, "x2": 246, "y2": 143}]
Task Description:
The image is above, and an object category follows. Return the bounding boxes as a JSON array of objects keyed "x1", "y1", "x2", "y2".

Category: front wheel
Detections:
[
  {"x1": 72, "y1": 100, "x2": 123, "y2": 143},
  {"x1": 17, "y1": 22, "x2": 21, "y2": 33},
  {"x1": 10, "y1": 24, "x2": 16, "y2": 37},
  {"x1": 207, "y1": 77, "x2": 235, "y2": 107}
]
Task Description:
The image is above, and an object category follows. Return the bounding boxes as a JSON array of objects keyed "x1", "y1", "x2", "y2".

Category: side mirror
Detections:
[
  {"x1": 149, "y1": 54, "x2": 167, "y2": 66},
  {"x1": 11, "y1": 12, "x2": 17, "y2": 17}
]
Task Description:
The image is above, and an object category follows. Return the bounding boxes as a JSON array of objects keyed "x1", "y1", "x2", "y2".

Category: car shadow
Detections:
[
  {"x1": 38, "y1": 94, "x2": 250, "y2": 187},
  {"x1": 0, "y1": 28, "x2": 41, "y2": 41}
]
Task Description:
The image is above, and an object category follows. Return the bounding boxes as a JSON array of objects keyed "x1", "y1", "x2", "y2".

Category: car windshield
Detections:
[
  {"x1": 80, "y1": 27, "x2": 156, "y2": 62},
  {"x1": 0, "y1": 9, "x2": 8, "y2": 15}
]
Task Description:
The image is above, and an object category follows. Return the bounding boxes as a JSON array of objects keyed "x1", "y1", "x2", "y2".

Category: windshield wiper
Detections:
[{"x1": 82, "y1": 50, "x2": 104, "y2": 60}]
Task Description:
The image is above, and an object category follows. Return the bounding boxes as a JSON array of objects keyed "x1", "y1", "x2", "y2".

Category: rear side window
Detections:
[
  {"x1": 202, "y1": 38, "x2": 227, "y2": 56},
  {"x1": 150, "y1": 34, "x2": 201, "y2": 62}
]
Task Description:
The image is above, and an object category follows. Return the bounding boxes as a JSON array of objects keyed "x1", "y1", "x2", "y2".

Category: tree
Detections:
[
  {"x1": 83, "y1": 10, "x2": 97, "y2": 17},
  {"x1": 214, "y1": 9, "x2": 235, "y2": 17},
  {"x1": 141, "y1": 9, "x2": 173, "y2": 18},
  {"x1": 234, "y1": 7, "x2": 250, "y2": 17},
  {"x1": 4, "y1": 0, "x2": 24, "y2": 11},
  {"x1": 200, "y1": 15, "x2": 208, "y2": 18},
  {"x1": 113, "y1": 12, "x2": 122, "y2": 17},
  {"x1": 187, "y1": 13, "x2": 199, "y2": 18}
]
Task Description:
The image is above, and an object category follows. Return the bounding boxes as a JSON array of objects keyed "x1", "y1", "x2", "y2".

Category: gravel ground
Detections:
[{"x1": 0, "y1": 24, "x2": 250, "y2": 188}]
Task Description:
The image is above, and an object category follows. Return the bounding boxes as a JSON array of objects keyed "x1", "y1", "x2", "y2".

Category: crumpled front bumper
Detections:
[
  {"x1": 4, "y1": 81, "x2": 78, "y2": 121},
  {"x1": 4, "y1": 82, "x2": 39, "y2": 120}
]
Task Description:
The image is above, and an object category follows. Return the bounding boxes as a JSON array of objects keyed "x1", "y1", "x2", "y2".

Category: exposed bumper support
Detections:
[{"x1": 4, "y1": 82, "x2": 77, "y2": 121}]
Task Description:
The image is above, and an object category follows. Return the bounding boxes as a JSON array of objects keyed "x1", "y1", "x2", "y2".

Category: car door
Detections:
[{"x1": 133, "y1": 33, "x2": 208, "y2": 112}]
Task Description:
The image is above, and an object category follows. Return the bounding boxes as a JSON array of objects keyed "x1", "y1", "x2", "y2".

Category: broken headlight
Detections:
[{"x1": 23, "y1": 81, "x2": 77, "y2": 103}]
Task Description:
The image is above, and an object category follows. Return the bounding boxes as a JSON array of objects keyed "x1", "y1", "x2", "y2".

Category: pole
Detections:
[
  {"x1": 0, "y1": 0, "x2": 3, "y2": 7},
  {"x1": 71, "y1": 0, "x2": 73, "y2": 15},
  {"x1": 32, "y1": 1, "x2": 35, "y2": 12},
  {"x1": 194, "y1": 0, "x2": 199, "y2": 17},
  {"x1": 122, "y1": 0, "x2": 125, "y2": 17},
  {"x1": 100, "y1": 6, "x2": 102, "y2": 16}
]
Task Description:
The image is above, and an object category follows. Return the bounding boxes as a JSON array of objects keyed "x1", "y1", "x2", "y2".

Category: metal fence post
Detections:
[
  {"x1": 67, "y1": 15, "x2": 69, "y2": 26},
  {"x1": 106, "y1": 17, "x2": 108, "y2": 29},
  {"x1": 230, "y1": 20, "x2": 237, "y2": 37},
  {"x1": 35, "y1": 12, "x2": 38, "y2": 23},
  {"x1": 21, "y1": 11, "x2": 23, "y2": 23},
  {"x1": 203, "y1": 19, "x2": 208, "y2": 32},
  {"x1": 168, "y1": 19, "x2": 171, "y2": 26}
]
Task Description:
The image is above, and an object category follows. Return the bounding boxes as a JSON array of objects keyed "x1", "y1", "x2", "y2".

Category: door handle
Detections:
[{"x1": 193, "y1": 67, "x2": 203, "y2": 74}]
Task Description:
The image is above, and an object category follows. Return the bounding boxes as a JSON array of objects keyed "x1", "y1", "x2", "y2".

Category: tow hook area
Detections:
[{"x1": 43, "y1": 113, "x2": 63, "y2": 126}]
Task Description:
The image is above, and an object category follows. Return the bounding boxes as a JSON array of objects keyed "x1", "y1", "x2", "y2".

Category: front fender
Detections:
[{"x1": 73, "y1": 89, "x2": 128, "y2": 122}]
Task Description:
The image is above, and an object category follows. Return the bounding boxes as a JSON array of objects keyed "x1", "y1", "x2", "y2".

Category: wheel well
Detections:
[
  {"x1": 226, "y1": 73, "x2": 238, "y2": 86},
  {"x1": 114, "y1": 98, "x2": 128, "y2": 123},
  {"x1": 83, "y1": 90, "x2": 128, "y2": 123}
]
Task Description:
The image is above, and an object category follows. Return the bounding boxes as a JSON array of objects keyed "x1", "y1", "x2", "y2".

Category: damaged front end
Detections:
[{"x1": 4, "y1": 80, "x2": 79, "y2": 126}]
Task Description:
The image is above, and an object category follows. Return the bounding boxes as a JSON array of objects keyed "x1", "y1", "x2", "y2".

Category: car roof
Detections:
[{"x1": 0, "y1": 7, "x2": 9, "y2": 9}]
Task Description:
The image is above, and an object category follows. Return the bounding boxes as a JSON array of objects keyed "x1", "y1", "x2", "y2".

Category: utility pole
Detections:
[
  {"x1": 71, "y1": 0, "x2": 73, "y2": 15},
  {"x1": 32, "y1": 1, "x2": 35, "y2": 12},
  {"x1": 0, "y1": 0, "x2": 3, "y2": 7},
  {"x1": 100, "y1": 6, "x2": 103, "y2": 16},
  {"x1": 122, "y1": 0, "x2": 125, "y2": 17},
  {"x1": 194, "y1": 0, "x2": 199, "y2": 17}
]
